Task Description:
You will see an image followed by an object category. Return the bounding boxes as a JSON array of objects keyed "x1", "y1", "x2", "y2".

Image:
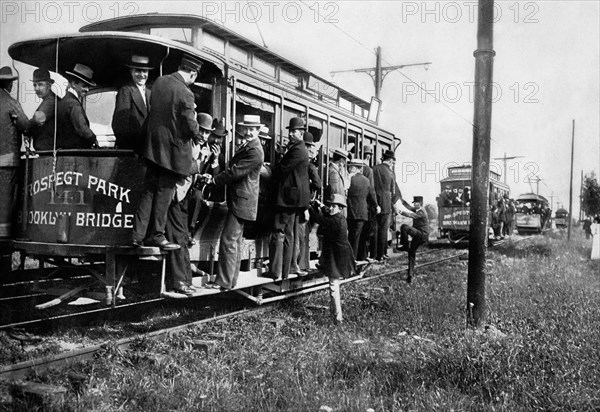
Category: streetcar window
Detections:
[
  {"x1": 280, "y1": 70, "x2": 299, "y2": 88},
  {"x1": 150, "y1": 27, "x2": 192, "y2": 45},
  {"x1": 203, "y1": 31, "x2": 225, "y2": 54},
  {"x1": 253, "y1": 55, "x2": 276, "y2": 77},
  {"x1": 230, "y1": 44, "x2": 248, "y2": 65}
]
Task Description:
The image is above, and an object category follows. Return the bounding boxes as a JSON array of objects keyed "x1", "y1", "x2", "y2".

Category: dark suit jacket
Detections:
[
  {"x1": 308, "y1": 162, "x2": 322, "y2": 195},
  {"x1": 274, "y1": 139, "x2": 310, "y2": 209},
  {"x1": 373, "y1": 163, "x2": 396, "y2": 214},
  {"x1": 56, "y1": 92, "x2": 96, "y2": 149},
  {"x1": 347, "y1": 173, "x2": 377, "y2": 221},
  {"x1": 28, "y1": 92, "x2": 58, "y2": 151},
  {"x1": 112, "y1": 81, "x2": 151, "y2": 151},
  {"x1": 141, "y1": 72, "x2": 200, "y2": 175},
  {"x1": 214, "y1": 137, "x2": 264, "y2": 221}
]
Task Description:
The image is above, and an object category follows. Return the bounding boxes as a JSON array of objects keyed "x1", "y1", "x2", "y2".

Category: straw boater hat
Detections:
[
  {"x1": 65, "y1": 63, "x2": 96, "y2": 87},
  {"x1": 348, "y1": 158, "x2": 364, "y2": 168},
  {"x1": 125, "y1": 55, "x2": 154, "y2": 70},
  {"x1": 326, "y1": 194, "x2": 347, "y2": 208},
  {"x1": 197, "y1": 113, "x2": 215, "y2": 131},
  {"x1": 286, "y1": 117, "x2": 307, "y2": 130},
  {"x1": 31, "y1": 68, "x2": 54, "y2": 84},
  {"x1": 331, "y1": 148, "x2": 349, "y2": 159},
  {"x1": 0, "y1": 66, "x2": 18, "y2": 81},
  {"x1": 237, "y1": 114, "x2": 264, "y2": 127},
  {"x1": 258, "y1": 126, "x2": 271, "y2": 140},
  {"x1": 363, "y1": 145, "x2": 374, "y2": 155},
  {"x1": 381, "y1": 149, "x2": 396, "y2": 161}
]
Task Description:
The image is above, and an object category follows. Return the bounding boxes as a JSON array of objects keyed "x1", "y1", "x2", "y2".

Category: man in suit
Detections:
[
  {"x1": 132, "y1": 55, "x2": 203, "y2": 250},
  {"x1": 165, "y1": 113, "x2": 214, "y2": 295},
  {"x1": 0, "y1": 66, "x2": 29, "y2": 238},
  {"x1": 56, "y1": 63, "x2": 98, "y2": 149},
  {"x1": 27, "y1": 68, "x2": 58, "y2": 151},
  {"x1": 372, "y1": 149, "x2": 397, "y2": 261},
  {"x1": 396, "y1": 196, "x2": 429, "y2": 283},
  {"x1": 204, "y1": 114, "x2": 264, "y2": 290},
  {"x1": 291, "y1": 131, "x2": 322, "y2": 273},
  {"x1": 346, "y1": 159, "x2": 377, "y2": 259},
  {"x1": 267, "y1": 117, "x2": 310, "y2": 280},
  {"x1": 358, "y1": 145, "x2": 380, "y2": 260},
  {"x1": 326, "y1": 148, "x2": 349, "y2": 200},
  {"x1": 112, "y1": 55, "x2": 153, "y2": 151}
]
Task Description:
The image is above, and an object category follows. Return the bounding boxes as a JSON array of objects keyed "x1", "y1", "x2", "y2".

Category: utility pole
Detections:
[
  {"x1": 493, "y1": 152, "x2": 524, "y2": 184},
  {"x1": 568, "y1": 119, "x2": 575, "y2": 241},
  {"x1": 330, "y1": 47, "x2": 431, "y2": 99},
  {"x1": 467, "y1": 0, "x2": 495, "y2": 328},
  {"x1": 550, "y1": 192, "x2": 554, "y2": 211}
]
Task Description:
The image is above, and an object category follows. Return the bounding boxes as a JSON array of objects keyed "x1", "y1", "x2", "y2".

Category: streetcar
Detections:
[
  {"x1": 437, "y1": 165, "x2": 510, "y2": 241},
  {"x1": 1, "y1": 14, "x2": 397, "y2": 310},
  {"x1": 515, "y1": 193, "x2": 551, "y2": 234},
  {"x1": 554, "y1": 208, "x2": 569, "y2": 229}
]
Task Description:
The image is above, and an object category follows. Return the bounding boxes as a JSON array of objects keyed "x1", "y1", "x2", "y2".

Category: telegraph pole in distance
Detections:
[
  {"x1": 493, "y1": 152, "x2": 524, "y2": 184},
  {"x1": 568, "y1": 119, "x2": 575, "y2": 241},
  {"x1": 330, "y1": 47, "x2": 431, "y2": 99},
  {"x1": 467, "y1": 0, "x2": 495, "y2": 328}
]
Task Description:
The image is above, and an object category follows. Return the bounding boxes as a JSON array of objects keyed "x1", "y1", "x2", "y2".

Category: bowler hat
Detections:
[
  {"x1": 31, "y1": 68, "x2": 54, "y2": 84},
  {"x1": 303, "y1": 131, "x2": 315, "y2": 145},
  {"x1": 259, "y1": 126, "x2": 271, "y2": 139},
  {"x1": 363, "y1": 145, "x2": 373, "y2": 155},
  {"x1": 348, "y1": 158, "x2": 364, "y2": 168},
  {"x1": 125, "y1": 55, "x2": 154, "y2": 70},
  {"x1": 331, "y1": 148, "x2": 349, "y2": 159},
  {"x1": 237, "y1": 114, "x2": 264, "y2": 127},
  {"x1": 180, "y1": 55, "x2": 203, "y2": 72},
  {"x1": 65, "y1": 63, "x2": 96, "y2": 87},
  {"x1": 285, "y1": 117, "x2": 306, "y2": 130},
  {"x1": 197, "y1": 113, "x2": 214, "y2": 131},
  {"x1": 212, "y1": 121, "x2": 228, "y2": 137},
  {"x1": 381, "y1": 149, "x2": 396, "y2": 161},
  {"x1": 413, "y1": 196, "x2": 423, "y2": 203},
  {"x1": 326, "y1": 194, "x2": 347, "y2": 208},
  {"x1": 0, "y1": 66, "x2": 18, "y2": 81}
]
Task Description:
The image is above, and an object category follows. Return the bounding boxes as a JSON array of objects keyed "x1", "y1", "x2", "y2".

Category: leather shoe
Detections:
[
  {"x1": 173, "y1": 285, "x2": 195, "y2": 296},
  {"x1": 292, "y1": 270, "x2": 308, "y2": 277},
  {"x1": 147, "y1": 239, "x2": 180, "y2": 250},
  {"x1": 262, "y1": 272, "x2": 280, "y2": 281},
  {"x1": 395, "y1": 246, "x2": 409, "y2": 252},
  {"x1": 132, "y1": 239, "x2": 144, "y2": 247}
]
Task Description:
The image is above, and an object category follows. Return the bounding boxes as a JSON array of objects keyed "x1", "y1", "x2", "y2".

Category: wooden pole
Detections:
[
  {"x1": 568, "y1": 119, "x2": 575, "y2": 241},
  {"x1": 467, "y1": 0, "x2": 495, "y2": 328}
]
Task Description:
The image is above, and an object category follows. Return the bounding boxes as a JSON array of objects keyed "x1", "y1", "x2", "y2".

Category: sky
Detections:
[{"x1": 1, "y1": 0, "x2": 599, "y2": 216}]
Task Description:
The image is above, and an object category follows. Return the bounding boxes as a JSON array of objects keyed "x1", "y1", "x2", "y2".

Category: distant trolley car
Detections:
[
  {"x1": 515, "y1": 193, "x2": 551, "y2": 234},
  {"x1": 554, "y1": 208, "x2": 569, "y2": 229},
  {"x1": 437, "y1": 165, "x2": 510, "y2": 241},
  {"x1": 1, "y1": 14, "x2": 397, "y2": 311}
]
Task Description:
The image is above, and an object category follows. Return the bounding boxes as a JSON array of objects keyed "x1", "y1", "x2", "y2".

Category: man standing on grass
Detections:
[{"x1": 396, "y1": 196, "x2": 429, "y2": 284}]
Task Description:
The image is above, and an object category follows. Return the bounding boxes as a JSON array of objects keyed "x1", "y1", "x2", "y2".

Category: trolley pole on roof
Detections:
[{"x1": 467, "y1": 0, "x2": 495, "y2": 328}]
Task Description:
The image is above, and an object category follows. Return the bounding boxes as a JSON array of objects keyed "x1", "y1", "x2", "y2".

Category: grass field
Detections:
[{"x1": 3, "y1": 231, "x2": 599, "y2": 411}]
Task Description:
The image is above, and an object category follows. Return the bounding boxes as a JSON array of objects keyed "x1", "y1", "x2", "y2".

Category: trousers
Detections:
[
  {"x1": 164, "y1": 198, "x2": 192, "y2": 289},
  {"x1": 215, "y1": 211, "x2": 245, "y2": 289},
  {"x1": 400, "y1": 224, "x2": 428, "y2": 274},
  {"x1": 375, "y1": 212, "x2": 391, "y2": 259}
]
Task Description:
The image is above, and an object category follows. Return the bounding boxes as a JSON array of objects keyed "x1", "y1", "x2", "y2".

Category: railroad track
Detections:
[{"x1": 0, "y1": 234, "x2": 536, "y2": 381}]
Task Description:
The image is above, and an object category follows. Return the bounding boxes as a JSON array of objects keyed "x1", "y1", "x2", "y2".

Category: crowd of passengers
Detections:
[{"x1": 1, "y1": 56, "x2": 430, "y2": 324}]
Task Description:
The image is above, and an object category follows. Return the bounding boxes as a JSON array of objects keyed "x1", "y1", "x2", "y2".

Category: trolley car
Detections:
[
  {"x1": 554, "y1": 208, "x2": 569, "y2": 229},
  {"x1": 515, "y1": 193, "x2": 551, "y2": 234},
  {"x1": 1, "y1": 14, "x2": 397, "y2": 310},
  {"x1": 437, "y1": 165, "x2": 510, "y2": 241}
]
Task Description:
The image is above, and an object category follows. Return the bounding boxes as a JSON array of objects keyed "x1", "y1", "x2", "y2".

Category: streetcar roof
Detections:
[
  {"x1": 516, "y1": 193, "x2": 549, "y2": 203},
  {"x1": 8, "y1": 31, "x2": 223, "y2": 88},
  {"x1": 79, "y1": 13, "x2": 373, "y2": 112}
]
